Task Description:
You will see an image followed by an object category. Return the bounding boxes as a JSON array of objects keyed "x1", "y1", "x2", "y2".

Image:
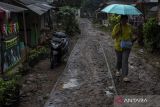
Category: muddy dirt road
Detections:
[
  {"x1": 44, "y1": 19, "x2": 116, "y2": 107},
  {"x1": 44, "y1": 19, "x2": 160, "y2": 107}
]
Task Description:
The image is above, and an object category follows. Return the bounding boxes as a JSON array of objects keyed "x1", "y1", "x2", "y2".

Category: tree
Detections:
[
  {"x1": 56, "y1": 6, "x2": 80, "y2": 36},
  {"x1": 57, "y1": 0, "x2": 83, "y2": 8},
  {"x1": 143, "y1": 18, "x2": 160, "y2": 51},
  {"x1": 81, "y1": 0, "x2": 108, "y2": 15}
]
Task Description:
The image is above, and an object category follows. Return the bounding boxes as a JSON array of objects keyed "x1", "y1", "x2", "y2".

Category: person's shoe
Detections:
[
  {"x1": 115, "y1": 71, "x2": 120, "y2": 77},
  {"x1": 123, "y1": 77, "x2": 130, "y2": 82}
]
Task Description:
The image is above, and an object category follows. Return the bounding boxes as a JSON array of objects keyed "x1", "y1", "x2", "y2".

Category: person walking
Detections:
[{"x1": 112, "y1": 15, "x2": 136, "y2": 82}]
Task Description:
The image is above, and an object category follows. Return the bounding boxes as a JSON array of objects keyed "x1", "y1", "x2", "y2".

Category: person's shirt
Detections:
[{"x1": 112, "y1": 23, "x2": 133, "y2": 51}]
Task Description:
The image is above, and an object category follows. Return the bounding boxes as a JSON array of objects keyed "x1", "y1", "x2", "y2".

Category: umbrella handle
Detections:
[{"x1": 120, "y1": 23, "x2": 123, "y2": 37}]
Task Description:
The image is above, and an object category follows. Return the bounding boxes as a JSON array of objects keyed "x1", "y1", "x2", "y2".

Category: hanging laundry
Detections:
[
  {"x1": 7, "y1": 24, "x2": 10, "y2": 34},
  {"x1": 16, "y1": 22, "x2": 19, "y2": 32},
  {"x1": 2, "y1": 24, "x2": 7, "y2": 35},
  {"x1": 10, "y1": 23, "x2": 14, "y2": 33},
  {"x1": 13, "y1": 23, "x2": 17, "y2": 33}
]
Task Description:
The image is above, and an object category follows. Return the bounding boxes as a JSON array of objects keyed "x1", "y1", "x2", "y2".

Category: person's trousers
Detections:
[{"x1": 115, "y1": 49, "x2": 131, "y2": 76}]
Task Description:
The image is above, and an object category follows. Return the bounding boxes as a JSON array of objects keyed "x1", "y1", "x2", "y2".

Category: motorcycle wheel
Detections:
[{"x1": 50, "y1": 53, "x2": 54, "y2": 69}]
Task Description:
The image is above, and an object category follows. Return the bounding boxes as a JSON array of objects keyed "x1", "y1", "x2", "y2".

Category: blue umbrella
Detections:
[{"x1": 101, "y1": 4, "x2": 142, "y2": 15}]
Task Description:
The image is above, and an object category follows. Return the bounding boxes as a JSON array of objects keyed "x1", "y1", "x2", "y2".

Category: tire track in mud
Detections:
[
  {"x1": 79, "y1": 19, "x2": 118, "y2": 97},
  {"x1": 98, "y1": 41, "x2": 118, "y2": 95}
]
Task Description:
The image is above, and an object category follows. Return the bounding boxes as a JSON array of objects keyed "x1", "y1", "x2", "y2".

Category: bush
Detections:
[
  {"x1": 28, "y1": 46, "x2": 49, "y2": 67},
  {"x1": 18, "y1": 63, "x2": 30, "y2": 75},
  {"x1": 0, "y1": 78, "x2": 20, "y2": 107},
  {"x1": 56, "y1": 6, "x2": 80, "y2": 36},
  {"x1": 108, "y1": 14, "x2": 120, "y2": 30},
  {"x1": 143, "y1": 18, "x2": 160, "y2": 51}
]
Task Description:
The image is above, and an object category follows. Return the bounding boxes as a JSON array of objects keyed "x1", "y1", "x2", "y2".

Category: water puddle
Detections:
[
  {"x1": 63, "y1": 79, "x2": 78, "y2": 89},
  {"x1": 105, "y1": 90, "x2": 113, "y2": 97},
  {"x1": 68, "y1": 69, "x2": 78, "y2": 77}
]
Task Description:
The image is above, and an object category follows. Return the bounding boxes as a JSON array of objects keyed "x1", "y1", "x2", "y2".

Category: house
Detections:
[
  {"x1": 135, "y1": 0, "x2": 159, "y2": 19},
  {"x1": 14, "y1": 0, "x2": 53, "y2": 47},
  {"x1": 106, "y1": 0, "x2": 135, "y2": 5},
  {"x1": 0, "y1": 2, "x2": 26, "y2": 73},
  {"x1": 36, "y1": 0, "x2": 54, "y2": 4},
  {"x1": 95, "y1": 2, "x2": 108, "y2": 25},
  {"x1": 1, "y1": 0, "x2": 53, "y2": 47},
  {"x1": 96, "y1": 0, "x2": 136, "y2": 26}
]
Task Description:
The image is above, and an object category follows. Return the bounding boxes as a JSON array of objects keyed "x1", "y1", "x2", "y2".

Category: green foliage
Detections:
[
  {"x1": 92, "y1": 18, "x2": 99, "y2": 24},
  {"x1": 108, "y1": 14, "x2": 120, "y2": 30},
  {"x1": 0, "y1": 78, "x2": 20, "y2": 106},
  {"x1": 99, "y1": 25, "x2": 110, "y2": 33},
  {"x1": 18, "y1": 63, "x2": 30, "y2": 75},
  {"x1": 28, "y1": 46, "x2": 49, "y2": 67},
  {"x1": 57, "y1": 0, "x2": 83, "y2": 8},
  {"x1": 81, "y1": 0, "x2": 104, "y2": 13},
  {"x1": 56, "y1": 6, "x2": 80, "y2": 36},
  {"x1": 143, "y1": 18, "x2": 160, "y2": 51}
]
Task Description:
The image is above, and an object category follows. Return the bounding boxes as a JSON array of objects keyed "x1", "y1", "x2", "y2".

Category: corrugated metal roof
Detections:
[
  {"x1": 27, "y1": 3, "x2": 52, "y2": 15},
  {"x1": 107, "y1": 0, "x2": 134, "y2": 5},
  {"x1": 19, "y1": 0, "x2": 42, "y2": 5},
  {"x1": 0, "y1": 9, "x2": 4, "y2": 12},
  {"x1": 137, "y1": 0, "x2": 158, "y2": 2},
  {"x1": 0, "y1": 2, "x2": 27, "y2": 12},
  {"x1": 36, "y1": 0, "x2": 46, "y2": 2},
  {"x1": 27, "y1": 4, "x2": 45, "y2": 15},
  {"x1": 17, "y1": 0, "x2": 52, "y2": 15},
  {"x1": 19, "y1": 0, "x2": 46, "y2": 5},
  {"x1": 150, "y1": 6, "x2": 158, "y2": 11},
  {"x1": 34, "y1": 3, "x2": 51, "y2": 10}
]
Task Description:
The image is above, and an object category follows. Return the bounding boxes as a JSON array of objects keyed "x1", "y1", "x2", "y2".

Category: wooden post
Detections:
[
  {"x1": 142, "y1": 0, "x2": 146, "y2": 21},
  {"x1": 23, "y1": 11, "x2": 28, "y2": 61},
  {"x1": 0, "y1": 32, "x2": 4, "y2": 74},
  {"x1": 23, "y1": 12, "x2": 27, "y2": 47}
]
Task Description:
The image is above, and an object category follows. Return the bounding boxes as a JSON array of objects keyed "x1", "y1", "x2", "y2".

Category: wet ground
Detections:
[
  {"x1": 18, "y1": 60, "x2": 66, "y2": 107},
  {"x1": 18, "y1": 35, "x2": 78, "y2": 107},
  {"x1": 18, "y1": 18, "x2": 160, "y2": 107},
  {"x1": 44, "y1": 19, "x2": 115, "y2": 107},
  {"x1": 44, "y1": 18, "x2": 160, "y2": 107}
]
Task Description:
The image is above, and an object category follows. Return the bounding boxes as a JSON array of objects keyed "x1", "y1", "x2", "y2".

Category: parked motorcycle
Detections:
[{"x1": 50, "y1": 32, "x2": 69, "y2": 69}]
